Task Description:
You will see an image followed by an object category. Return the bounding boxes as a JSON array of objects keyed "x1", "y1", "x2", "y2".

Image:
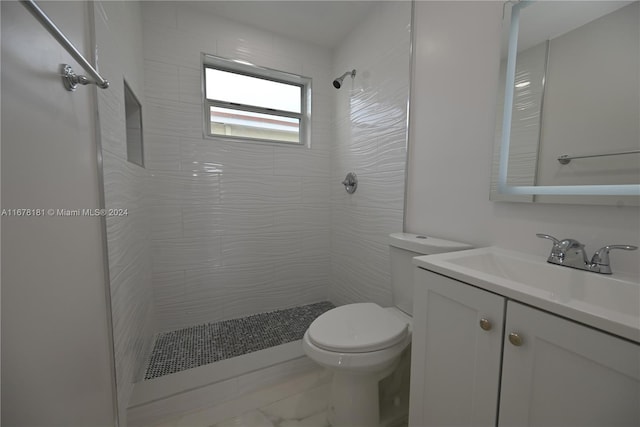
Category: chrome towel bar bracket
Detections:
[{"x1": 20, "y1": 0, "x2": 109, "y2": 91}]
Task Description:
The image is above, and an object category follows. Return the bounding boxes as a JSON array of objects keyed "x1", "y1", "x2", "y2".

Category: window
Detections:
[
  {"x1": 124, "y1": 80, "x2": 144, "y2": 167},
  {"x1": 203, "y1": 54, "x2": 311, "y2": 145}
]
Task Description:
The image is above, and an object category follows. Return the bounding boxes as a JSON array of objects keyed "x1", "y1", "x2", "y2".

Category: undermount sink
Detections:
[{"x1": 413, "y1": 247, "x2": 640, "y2": 343}]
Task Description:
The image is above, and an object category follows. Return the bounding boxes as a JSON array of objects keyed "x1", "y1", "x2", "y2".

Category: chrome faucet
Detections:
[{"x1": 536, "y1": 234, "x2": 637, "y2": 274}]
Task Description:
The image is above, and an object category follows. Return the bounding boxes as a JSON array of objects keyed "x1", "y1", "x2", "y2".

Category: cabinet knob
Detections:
[
  {"x1": 508, "y1": 332, "x2": 523, "y2": 346},
  {"x1": 479, "y1": 318, "x2": 492, "y2": 331}
]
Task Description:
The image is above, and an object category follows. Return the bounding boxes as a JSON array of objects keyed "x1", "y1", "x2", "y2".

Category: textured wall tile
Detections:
[
  {"x1": 376, "y1": 134, "x2": 407, "y2": 173},
  {"x1": 149, "y1": 206, "x2": 182, "y2": 240},
  {"x1": 218, "y1": 205, "x2": 276, "y2": 234},
  {"x1": 142, "y1": 3, "x2": 335, "y2": 330},
  {"x1": 302, "y1": 177, "x2": 331, "y2": 204},
  {"x1": 354, "y1": 170, "x2": 405, "y2": 211},
  {"x1": 220, "y1": 174, "x2": 301, "y2": 205},
  {"x1": 152, "y1": 271, "x2": 186, "y2": 305},
  {"x1": 181, "y1": 138, "x2": 275, "y2": 175},
  {"x1": 147, "y1": 172, "x2": 187, "y2": 207},
  {"x1": 142, "y1": 24, "x2": 205, "y2": 66},
  {"x1": 274, "y1": 146, "x2": 330, "y2": 178},
  {"x1": 220, "y1": 231, "x2": 299, "y2": 268},
  {"x1": 141, "y1": 1, "x2": 177, "y2": 28},
  {"x1": 178, "y1": 66, "x2": 203, "y2": 105},
  {"x1": 184, "y1": 262, "x2": 276, "y2": 322},
  {"x1": 152, "y1": 271, "x2": 188, "y2": 331},
  {"x1": 148, "y1": 171, "x2": 220, "y2": 207},
  {"x1": 272, "y1": 204, "x2": 330, "y2": 233},
  {"x1": 182, "y1": 205, "x2": 222, "y2": 238},
  {"x1": 96, "y1": 3, "x2": 156, "y2": 420},
  {"x1": 151, "y1": 236, "x2": 222, "y2": 273},
  {"x1": 329, "y1": 2, "x2": 410, "y2": 307},
  {"x1": 183, "y1": 173, "x2": 221, "y2": 206},
  {"x1": 144, "y1": 132, "x2": 181, "y2": 171},
  {"x1": 145, "y1": 97, "x2": 203, "y2": 140},
  {"x1": 144, "y1": 59, "x2": 180, "y2": 102}
]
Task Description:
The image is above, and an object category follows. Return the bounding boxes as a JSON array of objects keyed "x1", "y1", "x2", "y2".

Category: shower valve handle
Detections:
[{"x1": 342, "y1": 172, "x2": 358, "y2": 194}]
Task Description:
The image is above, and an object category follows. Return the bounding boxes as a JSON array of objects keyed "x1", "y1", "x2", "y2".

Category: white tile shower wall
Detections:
[
  {"x1": 94, "y1": 1, "x2": 155, "y2": 424},
  {"x1": 141, "y1": 2, "x2": 333, "y2": 331},
  {"x1": 329, "y1": 2, "x2": 411, "y2": 306}
]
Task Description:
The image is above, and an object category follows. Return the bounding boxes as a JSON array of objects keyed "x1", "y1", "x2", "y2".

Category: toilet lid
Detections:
[{"x1": 307, "y1": 303, "x2": 409, "y2": 353}]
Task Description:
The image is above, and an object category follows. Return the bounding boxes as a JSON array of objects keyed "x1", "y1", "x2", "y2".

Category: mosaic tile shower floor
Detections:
[{"x1": 144, "y1": 301, "x2": 335, "y2": 380}]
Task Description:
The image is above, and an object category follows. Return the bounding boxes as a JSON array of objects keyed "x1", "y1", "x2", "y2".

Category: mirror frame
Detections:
[{"x1": 496, "y1": 0, "x2": 640, "y2": 199}]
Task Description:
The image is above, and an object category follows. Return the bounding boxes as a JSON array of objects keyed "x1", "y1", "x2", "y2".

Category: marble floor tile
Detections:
[
  {"x1": 274, "y1": 410, "x2": 329, "y2": 427},
  {"x1": 213, "y1": 410, "x2": 275, "y2": 427},
  {"x1": 209, "y1": 381, "x2": 331, "y2": 427},
  {"x1": 159, "y1": 368, "x2": 332, "y2": 427},
  {"x1": 261, "y1": 383, "x2": 330, "y2": 422}
]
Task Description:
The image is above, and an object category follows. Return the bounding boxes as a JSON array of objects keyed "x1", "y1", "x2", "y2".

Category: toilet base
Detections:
[
  {"x1": 328, "y1": 371, "x2": 380, "y2": 427},
  {"x1": 327, "y1": 361, "x2": 399, "y2": 427}
]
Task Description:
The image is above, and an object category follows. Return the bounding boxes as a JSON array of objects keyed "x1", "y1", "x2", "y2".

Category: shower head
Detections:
[{"x1": 333, "y1": 69, "x2": 356, "y2": 89}]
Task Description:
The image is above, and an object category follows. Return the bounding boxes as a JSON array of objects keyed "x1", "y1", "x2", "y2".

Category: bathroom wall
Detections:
[
  {"x1": 141, "y1": 2, "x2": 333, "y2": 331},
  {"x1": 406, "y1": 1, "x2": 640, "y2": 279},
  {"x1": 329, "y1": 2, "x2": 412, "y2": 306},
  {"x1": 93, "y1": 1, "x2": 154, "y2": 424},
  {"x1": 1, "y1": 1, "x2": 116, "y2": 424}
]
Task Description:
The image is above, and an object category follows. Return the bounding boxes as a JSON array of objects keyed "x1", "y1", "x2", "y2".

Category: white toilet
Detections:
[{"x1": 303, "y1": 233, "x2": 472, "y2": 427}]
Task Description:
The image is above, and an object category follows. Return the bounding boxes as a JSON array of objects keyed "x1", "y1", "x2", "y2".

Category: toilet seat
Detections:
[{"x1": 307, "y1": 303, "x2": 409, "y2": 353}]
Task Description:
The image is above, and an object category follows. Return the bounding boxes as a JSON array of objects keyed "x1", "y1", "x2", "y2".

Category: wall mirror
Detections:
[{"x1": 491, "y1": 0, "x2": 639, "y2": 205}]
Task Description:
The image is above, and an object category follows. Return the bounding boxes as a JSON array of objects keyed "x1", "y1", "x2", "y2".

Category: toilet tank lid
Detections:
[{"x1": 389, "y1": 233, "x2": 472, "y2": 255}]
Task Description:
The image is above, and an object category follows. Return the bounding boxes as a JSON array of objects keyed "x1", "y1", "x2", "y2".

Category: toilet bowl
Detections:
[
  {"x1": 303, "y1": 304, "x2": 411, "y2": 427},
  {"x1": 303, "y1": 233, "x2": 472, "y2": 427},
  {"x1": 303, "y1": 304, "x2": 412, "y2": 373}
]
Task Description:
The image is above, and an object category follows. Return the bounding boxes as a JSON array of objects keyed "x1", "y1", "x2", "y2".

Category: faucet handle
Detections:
[
  {"x1": 590, "y1": 245, "x2": 638, "y2": 273},
  {"x1": 536, "y1": 233, "x2": 560, "y2": 245},
  {"x1": 537, "y1": 233, "x2": 564, "y2": 262}
]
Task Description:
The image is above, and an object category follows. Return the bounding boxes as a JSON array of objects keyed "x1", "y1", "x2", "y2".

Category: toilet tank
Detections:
[{"x1": 389, "y1": 233, "x2": 472, "y2": 315}]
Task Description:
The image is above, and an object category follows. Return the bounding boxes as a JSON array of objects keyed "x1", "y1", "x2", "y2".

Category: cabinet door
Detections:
[
  {"x1": 409, "y1": 269, "x2": 505, "y2": 427},
  {"x1": 500, "y1": 301, "x2": 640, "y2": 427}
]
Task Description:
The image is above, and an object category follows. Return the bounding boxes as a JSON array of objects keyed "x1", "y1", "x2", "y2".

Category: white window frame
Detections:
[{"x1": 202, "y1": 53, "x2": 312, "y2": 146}]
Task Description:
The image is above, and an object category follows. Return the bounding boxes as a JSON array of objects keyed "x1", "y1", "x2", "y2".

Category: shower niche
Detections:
[{"x1": 124, "y1": 80, "x2": 144, "y2": 167}]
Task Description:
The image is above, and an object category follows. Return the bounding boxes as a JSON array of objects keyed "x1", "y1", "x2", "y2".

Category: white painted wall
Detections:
[
  {"x1": 329, "y1": 2, "x2": 411, "y2": 306},
  {"x1": 406, "y1": 1, "x2": 640, "y2": 280},
  {"x1": 93, "y1": 1, "x2": 154, "y2": 424},
  {"x1": 1, "y1": 1, "x2": 116, "y2": 425},
  {"x1": 141, "y1": 2, "x2": 333, "y2": 331}
]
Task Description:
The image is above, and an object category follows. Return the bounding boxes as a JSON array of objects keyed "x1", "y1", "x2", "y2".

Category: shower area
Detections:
[{"x1": 95, "y1": 1, "x2": 412, "y2": 424}]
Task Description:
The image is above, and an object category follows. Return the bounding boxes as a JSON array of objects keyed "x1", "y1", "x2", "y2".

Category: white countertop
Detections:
[{"x1": 413, "y1": 247, "x2": 640, "y2": 343}]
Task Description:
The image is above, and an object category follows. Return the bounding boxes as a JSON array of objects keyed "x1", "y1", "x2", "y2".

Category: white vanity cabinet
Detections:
[
  {"x1": 500, "y1": 301, "x2": 640, "y2": 426},
  {"x1": 410, "y1": 268, "x2": 640, "y2": 427},
  {"x1": 409, "y1": 268, "x2": 505, "y2": 426}
]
